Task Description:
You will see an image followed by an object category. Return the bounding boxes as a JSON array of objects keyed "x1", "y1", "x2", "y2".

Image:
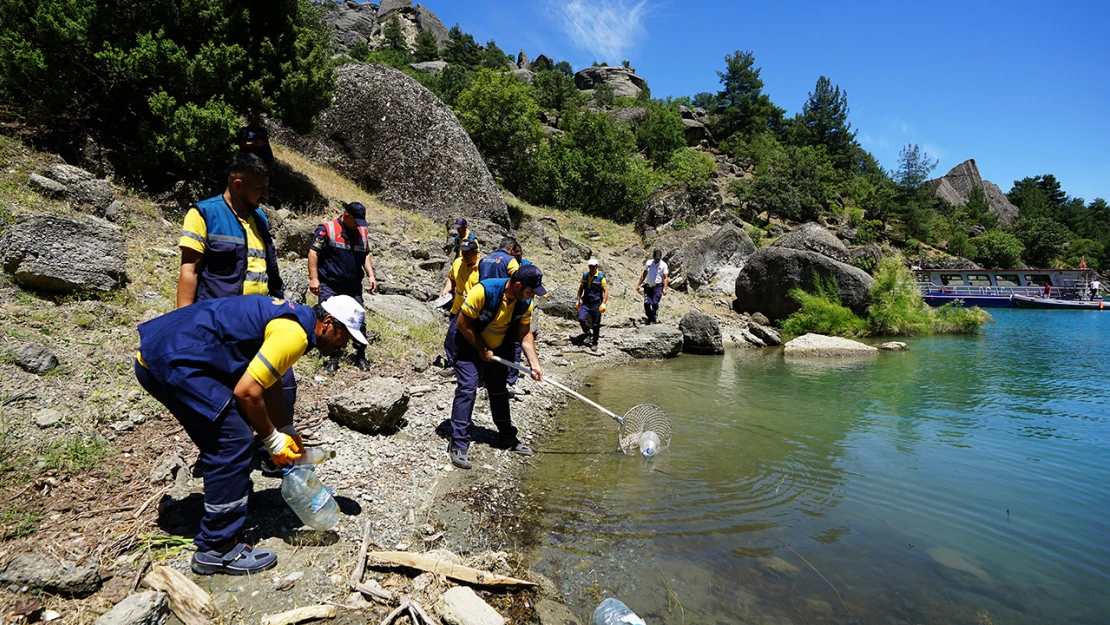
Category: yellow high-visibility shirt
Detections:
[
  {"x1": 460, "y1": 283, "x2": 533, "y2": 349},
  {"x1": 179, "y1": 205, "x2": 270, "y2": 295},
  {"x1": 245, "y1": 317, "x2": 309, "y2": 388},
  {"x1": 448, "y1": 257, "x2": 480, "y2": 315}
]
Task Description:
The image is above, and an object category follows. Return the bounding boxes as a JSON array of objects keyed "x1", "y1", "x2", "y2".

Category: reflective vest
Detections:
[
  {"x1": 452, "y1": 231, "x2": 478, "y2": 257},
  {"x1": 478, "y1": 249, "x2": 516, "y2": 281},
  {"x1": 318, "y1": 218, "x2": 369, "y2": 292},
  {"x1": 137, "y1": 296, "x2": 316, "y2": 420},
  {"x1": 580, "y1": 271, "x2": 605, "y2": 305},
  {"x1": 193, "y1": 195, "x2": 283, "y2": 302},
  {"x1": 472, "y1": 278, "x2": 532, "y2": 336}
]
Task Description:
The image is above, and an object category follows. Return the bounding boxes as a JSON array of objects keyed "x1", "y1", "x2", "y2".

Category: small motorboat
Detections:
[{"x1": 1010, "y1": 294, "x2": 1106, "y2": 310}]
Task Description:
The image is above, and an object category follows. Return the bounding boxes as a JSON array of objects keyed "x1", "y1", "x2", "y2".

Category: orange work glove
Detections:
[
  {"x1": 599, "y1": 304, "x2": 607, "y2": 313},
  {"x1": 263, "y1": 430, "x2": 303, "y2": 466}
]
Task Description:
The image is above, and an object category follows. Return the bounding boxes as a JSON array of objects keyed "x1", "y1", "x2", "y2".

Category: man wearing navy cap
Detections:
[
  {"x1": 308, "y1": 201, "x2": 377, "y2": 372},
  {"x1": 447, "y1": 264, "x2": 546, "y2": 469},
  {"x1": 448, "y1": 217, "x2": 479, "y2": 258}
]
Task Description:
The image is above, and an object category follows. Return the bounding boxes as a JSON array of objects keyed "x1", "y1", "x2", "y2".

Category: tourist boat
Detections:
[
  {"x1": 1010, "y1": 294, "x2": 1107, "y2": 310},
  {"x1": 915, "y1": 268, "x2": 1101, "y2": 308}
]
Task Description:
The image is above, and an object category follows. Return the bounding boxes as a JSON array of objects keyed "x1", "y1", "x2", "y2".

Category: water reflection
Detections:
[{"x1": 524, "y1": 310, "x2": 1110, "y2": 624}]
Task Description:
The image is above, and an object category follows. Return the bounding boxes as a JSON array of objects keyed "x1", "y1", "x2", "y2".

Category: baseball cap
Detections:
[
  {"x1": 320, "y1": 295, "x2": 368, "y2": 345},
  {"x1": 513, "y1": 264, "x2": 547, "y2": 297},
  {"x1": 454, "y1": 217, "x2": 468, "y2": 227},
  {"x1": 460, "y1": 239, "x2": 479, "y2": 253},
  {"x1": 587, "y1": 257, "x2": 599, "y2": 266},
  {"x1": 652, "y1": 249, "x2": 662, "y2": 259},
  {"x1": 344, "y1": 202, "x2": 368, "y2": 227}
]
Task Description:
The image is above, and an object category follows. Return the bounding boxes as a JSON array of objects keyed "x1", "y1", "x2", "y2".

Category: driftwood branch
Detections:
[
  {"x1": 142, "y1": 566, "x2": 217, "y2": 625},
  {"x1": 367, "y1": 551, "x2": 536, "y2": 588},
  {"x1": 350, "y1": 521, "x2": 394, "y2": 603},
  {"x1": 260, "y1": 605, "x2": 336, "y2": 625}
]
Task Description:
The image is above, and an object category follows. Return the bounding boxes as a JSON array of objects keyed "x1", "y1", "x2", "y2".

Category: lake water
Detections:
[{"x1": 522, "y1": 309, "x2": 1110, "y2": 624}]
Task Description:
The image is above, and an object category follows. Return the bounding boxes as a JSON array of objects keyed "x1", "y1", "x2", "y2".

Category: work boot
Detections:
[
  {"x1": 192, "y1": 543, "x2": 277, "y2": 576},
  {"x1": 589, "y1": 342, "x2": 598, "y2": 352},
  {"x1": 352, "y1": 352, "x2": 371, "y2": 372},
  {"x1": 449, "y1": 445, "x2": 472, "y2": 470},
  {"x1": 324, "y1": 356, "x2": 340, "y2": 374}
]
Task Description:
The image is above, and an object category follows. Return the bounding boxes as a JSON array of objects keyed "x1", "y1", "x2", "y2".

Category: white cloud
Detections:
[
  {"x1": 922, "y1": 143, "x2": 945, "y2": 161},
  {"x1": 547, "y1": 0, "x2": 651, "y2": 62}
]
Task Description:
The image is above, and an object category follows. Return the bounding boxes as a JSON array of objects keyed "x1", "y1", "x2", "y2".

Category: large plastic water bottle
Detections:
[
  {"x1": 591, "y1": 598, "x2": 646, "y2": 625},
  {"x1": 281, "y1": 465, "x2": 339, "y2": 531},
  {"x1": 638, "y1": 431, "x2": 660, "y2": 459}
]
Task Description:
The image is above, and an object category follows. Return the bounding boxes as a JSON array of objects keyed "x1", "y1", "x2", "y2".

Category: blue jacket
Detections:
[
  {"x1": 471, "y1": 278, "x2": 532, "y2": 335},
  {"x1": 478, "y1": 249, "x2": 516, "y2": 281},
  {"x1": 137, "y1": 296, "x2": 316, "y2": 420},
  {"x1": 580, "y1": 271, "x2": 605, "y2": 304},
  {"x1": 193, "y1": 195, "x2": 284, "y2": 301}
]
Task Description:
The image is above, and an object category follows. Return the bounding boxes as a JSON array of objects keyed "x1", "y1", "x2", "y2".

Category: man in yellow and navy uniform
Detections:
[
  {"x1": 477, "y1": 236, "x2": 521, "y2": 280},
  {"x1": 308, "y1": 201, "x2": 377, "y2": 372},
  {"x1": 135, "y1": 295, "x2": 366, "y2": 575},
  {"x1": 448, "y1": 217, "x2": 479, "y2": 258},
  {"x1": 575, "y1": 258, "x2": 609, "y2": 350},
  {"x1": 448, "y1": 264, "x2": 546, "y2": 470},
  {"x1": 438, "y1": 238, "x2": 481, "y2": 368}
]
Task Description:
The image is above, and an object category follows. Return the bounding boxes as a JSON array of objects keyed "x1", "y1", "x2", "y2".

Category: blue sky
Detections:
[{"x1": 421, "y1": 0, "x2": 1108, "y2": 202}]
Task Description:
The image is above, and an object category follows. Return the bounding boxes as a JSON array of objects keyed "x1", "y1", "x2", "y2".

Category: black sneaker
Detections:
[
  {"x1": 352, "y1": 354, "x2": 371, "y2": 372},
  {"x1": 192, "y1": 543, "x2": 277, "y2": 576},
  {"x1": 589, "y1": 343, "x2": 598, "y2": 352},
  {"x1": 508, "y1": 442, "x2": 534, "y2": 456},
  {"x1": 449, "y1": 446, "x2": 472, "y2": 470},
  {"x1": 324, "y1": 357, "x2": 339, "y2": 374}
]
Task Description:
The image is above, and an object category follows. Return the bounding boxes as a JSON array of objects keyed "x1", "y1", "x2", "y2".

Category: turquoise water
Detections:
[{"x1": 523, "y1": 310, "x2": 1110, "y2": 624}]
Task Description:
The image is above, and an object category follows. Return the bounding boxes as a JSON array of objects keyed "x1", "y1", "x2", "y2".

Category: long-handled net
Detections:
[{"x1": 491, "y1": 356, "x2": 672, "y2": 458}]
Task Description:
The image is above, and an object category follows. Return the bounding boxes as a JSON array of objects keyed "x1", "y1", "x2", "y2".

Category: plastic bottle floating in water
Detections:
[
  {"x1": 281, "y1": 465, "x2": 339, "y2": 531},
  {"x1": 638, "y1": 431, "x2": 660, "y2": 459},
  {"x1": 591, "y1": 598, "x2": 646, "y2": 625}
]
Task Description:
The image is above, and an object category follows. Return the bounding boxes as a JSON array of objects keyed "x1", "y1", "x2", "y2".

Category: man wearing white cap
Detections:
[
  {"x1": 134, "y1": 294, "x2": 366, "y2": 575},
  {"x1": 575, "y1": 258, "x2": 609, "y2": 350}
]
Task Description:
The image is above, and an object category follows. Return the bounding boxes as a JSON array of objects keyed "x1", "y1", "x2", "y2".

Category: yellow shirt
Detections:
[
  {"x1": 460, "y1": 283, "x2": 534, "y2": 349},
  {"x1": 448, "y1": 257, "x2": 480, "y2": 315},
  {"x1": 179, "y1": 205, "x2": 270, "y2": 295},
  {"x1": 136, "y1": 317, "x2": 307, "y2": 387}
]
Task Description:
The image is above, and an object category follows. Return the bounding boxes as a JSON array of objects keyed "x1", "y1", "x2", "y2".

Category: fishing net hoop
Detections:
[{"x1": 617, "y1": 403, "x2": 672, "y2": 455}]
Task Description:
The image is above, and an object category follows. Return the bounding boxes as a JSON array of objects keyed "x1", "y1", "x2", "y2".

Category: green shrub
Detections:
[
  {"x1": 866, "y1": 255, "x2": 934, "y2": 335},
  {"x1": 931, "y1": 303, "x2": 993, "y2": 334},
  {"x1": 970, "y1": 230, "x2": 1024, "y2": 268},
  {"x1": 781, "y1": 275, "x2": 867, "y2": 337},
  {"x1": 532, "y1": 69, "x2": 584, "y2": 115},
  {"x1": 719, "y1": 130, "x2": 785, "y2": 174},
  {"x1": 454, "y1": 68, "x2": 542, "y2": 193},
  {"x1": 636, "y1": 102, "x2": 685, "y2": 167},
  {"x1": 854, "y1": 219, "x2": 883, "y2": 245},
  {"x1": 946, "y1": 230, "x2": 977, "y2": 259},
  {"x1": 0, "y1": 0, "x2": 335, "y2": 188},
  {"x1": 593, "y1": 83, "x2": 615, "y2": 107},
  {"x1": 662, "y1": 148, "x2": 715, "y2": 188}
]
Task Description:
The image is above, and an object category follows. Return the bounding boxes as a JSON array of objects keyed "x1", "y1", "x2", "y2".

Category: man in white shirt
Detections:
[
  {"x1": 1091, "y1": 278, "x2": 1102, "y2": 299},
  {"x1": 635, "y1": 249, "x2": 669, "y2": 325}
]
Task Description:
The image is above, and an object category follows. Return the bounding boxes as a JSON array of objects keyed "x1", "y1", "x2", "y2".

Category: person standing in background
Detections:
[{"x1": 635, "y1": 249, "x2": 668, "y2": 325}]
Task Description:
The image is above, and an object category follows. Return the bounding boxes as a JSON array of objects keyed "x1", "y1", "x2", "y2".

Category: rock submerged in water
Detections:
[
  {"x1": 783, "y1": 334, "x2": 878, "y2": 358},
  {"x1": 678, "y1": 310, "x2": 723, "y2": 355}
]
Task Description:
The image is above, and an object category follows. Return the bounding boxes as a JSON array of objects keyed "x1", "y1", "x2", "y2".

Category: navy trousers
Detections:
[
  {"x1": 319, "y1": 283, "x2": 367, "y2": 356},
  {"x1": 135, "y1": 361, "x2": 253, "y2": 551},
  {"x1": 506, "y1": 341, "x2": 522, "y2": 386},
  {"x1": 443, "y1": 312, "x2": 459, "y2": 366},
  {"x1": 643, "y1": 285, "x2": 663, "y2": 324},
  {"x1": 449, "y1": 335, "x2": 519, "y2": 451},
  {"x1": 577, "y1": 301, "x2": 602, "y2": 344}
]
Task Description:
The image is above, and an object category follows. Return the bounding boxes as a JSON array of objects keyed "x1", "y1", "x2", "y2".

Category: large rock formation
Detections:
[
  {"x1": 275, "y1": 64, "x2": 510, "y2": 228},
  {"x1": 682, "y1": 223, "x2": 756, "y2": 290},
  {"x1": 769, "y1": 222, "x2": 850, "y2": 263},
  {"x1": 927, "y1": 159, "x2": 1019, "y2": 226},
  {"x1": 678, "y1": 310, "x2": 723, "y2": 354},
  {"x1": 735, "y1": 247, "x2": 874, "y2": 321},
  {"x1": 574, "y1": 66, "x2": 648, "y2": 99},
  {"x1": 323, "y1": 2, "x2": 448, "y2": 55},
  {"x1": 636, "y1": 185, "x2": 724, "y2": 239},
  {"x1": 0, "y1": 215, "x2": 127, "y2": 293}
]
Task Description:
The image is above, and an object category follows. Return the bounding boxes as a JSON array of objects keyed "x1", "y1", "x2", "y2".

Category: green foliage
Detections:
[
  {"x1": 481, "y1": 39, "x2": 511, "y2": 69},
  {"x1": 946, "y1": 230, "x2": 977, "y2": 259},
  {"x1": 383, "y1": 15, "x2": 406, "y2": 51},
  {"x1": 635, "y1": 102, "x2": 685, "y2": 167},
  {"x1": 712, "y1": 50, "x2": 784, "y2": 138},
  {"x1": 791, "y1": 76, "x2": 857, "y2": 168},
  {"x1": 904, "y1": 238, "x2": 922, "y2": 255},
  {"x1": 1011, "y1": 216, "x2": 1071, "y2": 267},
  {"x1": 0, "y1": 0, "x2": 336, "y2": 187},
  {"x1": 866, "y1": 255, "x2": 934, "y2": 335},
  {"x1": 454, "y1": 69, "x2": 542, "y2": 193},
  {"x1": 554, "y1": 60, "x2": 573, "y2": 77},
  {"x1": 349, "y1": 41, "x2": 372, "y2": 62},
  {"x1": 593, "y1": 83, "x2": 616, "y2": 108},
  {"x1": 413, "y1": 29, "x2": 440, "y2": 62},
  {"x1": 931, "y1": 303, "x2": 993, "y2": 334},
  {"x1": 692, "y1": 92, "x2": 715, "y2": 109},
  {"x1": 781, "y1": 275, "x2": 868, "y2": 337},
  {"x1": 0, "y1": 507, "x2": 42, "y2": 539},
  {"x1": 731, "y1": 144, "x2": 836, "y2": 221},
  {"x1": 529, "y1": 110, "x2": 658, "y2": 222},
  {"x1": 719, "y1": 130, "x2": 785, "y2": 174},
  {"x1": 970, "y1": 230, "x2": 1024, "y2": 268},
  {"x1": 894, "y1": 144, "x2": 939, "y2": 191},
  {"x1": 444, "y1": 24, "x2": 481, "y2": 68},
  {"x1": 662, "y1": 149, "x2": 715, "y2": 188},
  {"x1": 356, "y1": 47, "x2": 413, "y2": 70},
  {"x1": 1063, "y1": 238, "x2": 1104, "y2": 270},
  {"x1": 42, "y1": 435, "x2": 109, "y2": 473},
  {"x1": 531, "y1": 69, "x2": 583, "y2": 114},
  {"x1": 416, "y1": 64, "x2": 473, "y2": 107}
]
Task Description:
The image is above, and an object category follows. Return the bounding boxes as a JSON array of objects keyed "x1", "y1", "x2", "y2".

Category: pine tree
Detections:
[
  {"x1": 713, "y1": 50, "x2": 784, "y2": 139},
  {"x1": 383, "y1": 15, "x2": 406, "y2": 51},
  {"x1": 413, "y1": 29, "x2": 440, "y2": 62},
  {"x1": 797, "y1": 76, "x2": 857, "y2": 168}
]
